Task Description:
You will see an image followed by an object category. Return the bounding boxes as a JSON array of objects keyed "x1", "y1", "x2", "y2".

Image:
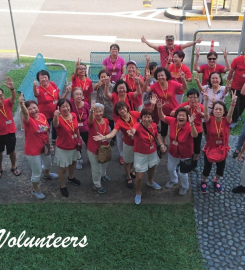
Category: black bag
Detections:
[{"x1": 179, "y1": 158, "x2": 194, "y2": 173}]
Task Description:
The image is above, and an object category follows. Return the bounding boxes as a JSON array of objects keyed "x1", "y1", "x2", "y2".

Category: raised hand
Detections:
[
  {"x1": 19, "y1": 93, "x2": 25, "y2": 104},
  {"x1": 195, "y1": 37, "x2": 202, "y2": 44},
  {"x1": 194, "y1": 73, "x2": 200, "y2": 82},
  {"x1": 76, "y1": 58, "x2": 81, "y2": 68},
  {"x1": 221, "y1": 47, "x2": 228, "y2": 59},
  {"x1": 91, "y1": 101, "x2": 96, "y2": 111},
  {"x1": 141, "y1": 36, "x2": 146, "y2": 43},
  {"x1": 134, "y1": 76, "x2": 140, "y2": 85},
  {"x1": 203, "y1": 87, "x2": 209, "y2": 102},
  {"x1": 4, "y1": 76, "x2": 14, "y2": 89},
  {"x1": 156, "y1": 99, "x2": 164, "y2": 109},
  {"x1": 188, "y1": 113, "x2": 196, "y2": 125},
  {"x1": 33, "y1": 78, "x2": 39, "y2": 87},
  {"x1": 54, "y1": 106, "x2": 60, "y2": 117},
  {"x1": 226, "y1": 79, "x2": 232, "y2": 89},
  {"x1": 145, "y1": 53, "x2": 150, "y2": 62},
  {"x1": 66, "y1": 85, "x2": 72, "y2": 93},
  {"x1": 145, "y1": 69, "x2": 151, "y2": 80},
  {"x1": 196, "y1": 104, "x2": 202, "y2": 114},
  {"x1": 231, "y1": 90, "x2": 238, "y2": 104},
  {"x1": 185, "y1": 105, "x2": 190, "y2": 110},
  {"x1": 104, "y1": 76, "x2": 111, "y2": 85},
  {"x1": 179, "y1": 71, "x2": 186, "y2": 80},
  {"x1": 150, "y1": 93, "x2": 158, "y2": 105},
  {"x1": 93, "y1": 132, "x2": 105, "y2": 141},
  {"x1": 136, "y1": 68, "x2": 141, "y2": 77},
  {"x1": 120, "y1": 74, "x2": 126, "y2": 81},
  {"x1": 195, "y1": 47, "x2": 200, "y2": 58}
]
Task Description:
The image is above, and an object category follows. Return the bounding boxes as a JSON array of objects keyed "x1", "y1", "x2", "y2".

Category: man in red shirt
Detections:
[
  {"x1": 227, "y1": 55, "x2": 245, "y2": 128},
  {"x1": 141, "y1": 35, "x2": 202, "y2": 68},
  {"x1": 0, "y1": 77, "x2": 20, "y2": 178}
]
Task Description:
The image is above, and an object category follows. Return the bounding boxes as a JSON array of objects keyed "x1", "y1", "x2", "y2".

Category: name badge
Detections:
[
  {"x1": 72, "y1": 134, "x2": 77, "y2": 139},
  {"x1": 150, "y1": 145, "x2": 154, "y2": 150},
  {"x1": 6, "y1": 120, "x2": 12, "y2": 125},
  {"x1": 102, "y1": 139, "x2": 108, "y2": 143},
  {"x1": 163, "y1": 101, "x2": 169, "y2": 105},
  {"x1": 54, "y1": 89, "x2": 56, "y2": 92},
  {"x1": 243, "y1": 74, "x2": 245, "y2": 77},
  {"x1": 78, "y1": 123, "x2": 84, "y2": 127},
  {"x1": 112, "y1": 72, "x2": 117, "y2": 76},
  {"x1": 172, "y1": 141, "x2": 178, "y2": 146},
  {"x1": 216, "y1": 140, "x2": 222, "y2": 144},
  {"x1": 53, "y1": 100, "x2": 58, "y2": 104}
]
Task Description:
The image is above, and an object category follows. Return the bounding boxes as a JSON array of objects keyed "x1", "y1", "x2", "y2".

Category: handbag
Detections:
[
  {"x1": 205, "y1": 145, "x2": 228, "y2": 163},
  {"x1": 96, "y1": 122, "x2": 111, "y2": 164},
  {"x1": 140, "y1": 123, "x2": 164, "y2": 159},
  {"x1": 177, "y1": 145, "x2": 194, "y2": 173},
  {"x1": 43, "y1": 142, "x2": 50, "y2": 156}
]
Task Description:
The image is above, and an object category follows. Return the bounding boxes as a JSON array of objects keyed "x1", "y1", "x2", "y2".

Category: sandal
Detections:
[
  {"x1": 11, "y1": 167, "x2": 21, "y2": 176},
  {"x1": 0, "y1": 170, "x2": 3, "y2": 178},
  {"x1": 130, "y1": 171, "x2": 136, "y2": 179},
  {"x1": 126, "y1": 178, "x2": 134, "y2": 188}
]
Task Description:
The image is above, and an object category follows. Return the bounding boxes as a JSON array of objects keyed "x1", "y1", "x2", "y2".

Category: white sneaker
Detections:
[
  {"x1": 166, "y1": 180, "x2": 178, "y2": 188},
  {"x1": 76, "y1": 160, "x2": 83, "y2": 170},
  {"x1": 179, "y1": 187, "x2": 189, "y2": 196}
]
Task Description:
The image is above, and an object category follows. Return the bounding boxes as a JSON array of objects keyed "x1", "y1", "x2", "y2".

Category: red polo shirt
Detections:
[{"x1": 0, "y1": 98, "x2": 16, "y2": 136}]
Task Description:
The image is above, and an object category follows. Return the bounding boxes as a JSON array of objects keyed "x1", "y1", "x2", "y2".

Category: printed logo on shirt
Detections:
[{"x1": 37, "y1": 125, "x2": 49, "y2": 133}]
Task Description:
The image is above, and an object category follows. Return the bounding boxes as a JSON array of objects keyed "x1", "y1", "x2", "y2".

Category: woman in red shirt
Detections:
[
  {"x1": 143, "y1": 67, "x2": 187, "y2": 145},
  {"x1": 157, "y1": 102, "x2": 197, "y2": 196},
  {"x1": 127, "y1": 108, "x2": 166, "y2": 205},
  {"x1": 105, "y1": 77, "x2": 141, "y2": 165},
  {"x1": 70, "y1": 87, "x2": 90, "y2": 170},
  {"x1": 93, "y1": 101, "x2": 141, "y2": 188},
  {"x1": 201, "y1": 90, "x2": 237, "y2": 193},
  {"x1": 53, "y1": 99, "x2": 81, "y2": 197},
  {"x1": 19, "y1": 94, "x2": 58, "y2": 199},
  {"x1": 87, "y1": 103, "x2": 111, "y2": 194},
  {"x1": 71, "y1": 59, "x2": 93, "y2": 105}
]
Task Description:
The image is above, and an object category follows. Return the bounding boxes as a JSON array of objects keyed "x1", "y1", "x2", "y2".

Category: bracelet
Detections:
[
  {"x1": 190, "y1": 123, "x2": 195, "y2": 127},
  {"x1": 193, "y1": 41, "x2": 196, "y2": 44},
  {"x1": 104, "y1": 136, "x2": 107, "y2": 140},
  {"x1": 10, "y1": 88, "x2": 15, "y2": 91},
  {"x1": 231, "y1": 103, "x2": 236, "y2": 106}
]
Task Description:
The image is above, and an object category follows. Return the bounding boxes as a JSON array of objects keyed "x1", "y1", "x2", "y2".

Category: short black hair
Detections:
[
  {"x1": 57, "y1": 99, "x2": 72, "y2": 110},
  {"x1": 154, "y1": 67, "x2": 171, "y2": 81},
  {"x1": 25, "y1": 100, "x2": 38, "y2": 108},
  {"x1": 173, "y1": 50, "x2": 185, "y2": 62},
  {"x1": 207, "y1": 72, "x2": 223, "y2": 88},
  {"x1": 98, "y1": 69, "x2": 110, "y2": 79},
  {"x1": 36, "y1": 70, "x2": 50, "y2": 81},
  {"x1": 211, "y1": 101, "x2": 228, "y2": 116},
  {"x1": 114, "y1": 101, "x2": 129, "y2": 116},
  {"x1": 187, "y1": 88, "x2": 199, "y2": 98},
  {"x1": 207, "y1": 51, "x2": 218, "y2": 59},
  {"x1": 140, "y1": 107, "x2": 154, "y2": 120},
  {"x1": 110, "y1": 44, "x2": 120, "y2": 51},
  {"x1": 112, "y1": 79, "x2": 130, "y2": 93},
  {"x1": 174, "y1": 107, "x2": 190, "y2": 120},
  {"x1": 149, "y1": 62, "x2": 158, "y2": 72}
]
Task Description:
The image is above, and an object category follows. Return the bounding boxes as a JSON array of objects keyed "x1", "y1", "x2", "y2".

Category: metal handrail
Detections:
[{"x1": 190, "y1": 29, "x2": 242, "y2": 72}]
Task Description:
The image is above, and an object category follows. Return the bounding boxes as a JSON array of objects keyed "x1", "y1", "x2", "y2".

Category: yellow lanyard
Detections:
[
  {"x1": 159, "y1": 82, "x2": 168, "y2": 100},
  {"x1": 146, "y1": 125, "x2": 154, "y2": 145},
  {"x1": 41, "y1": 84, "x2": 55, "y2": 99},
  {"x1": 75, "y1": 104, "x2": 84, "y2": 122},
  {"x1": 110, "y1": 57, "x2": 118, "y2": 71},
  {"x1": 79, "y1": 78, "x2": 87, "y2": 91},
  {"x1": 208, "y1": 64, "x2": 216, "y2": 76},
  {"x1": 212, "y1": 90, "x2": 218, "y2": 103},
  {"x1": 60, "y1": 115, "x2": 75, "y2": 133},
  {"x1": 214, "y1": 119, "x2": 223, "y2": 139},
  {"x1": 173, "y1": 64, "x2": 181, "y2": 79},
  {"x1": 0, "y1": 103, "x2": 8, "y2": 119},
  {"x1": 175, "y1": 124, "x2": 182, "y2": 142},
  {"x1": 127, "y1": 75, "x2": 135, "y2": 91},
  {"x1": 95, "y1": 119, "x2": 106, "y2": 135},
  {"x1": 121, "y1": 114, "x2": 135, "y2": 129}
]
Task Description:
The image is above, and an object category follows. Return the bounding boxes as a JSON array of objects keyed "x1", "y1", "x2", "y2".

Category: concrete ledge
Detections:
[{"x1": 165, "y1": 7, "x2": 244, "y2": 21}]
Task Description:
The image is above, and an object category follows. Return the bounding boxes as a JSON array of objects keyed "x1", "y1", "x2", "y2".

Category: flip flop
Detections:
[
  {"x1": 11, "y1": 167, "x2": 21, "y2": 176},
  {"x1": 126, "y1": 178, "x2": 133, "y2": 188},
  {"x1": 0, "y1": 170, "x2": 3, "y2": 178}
]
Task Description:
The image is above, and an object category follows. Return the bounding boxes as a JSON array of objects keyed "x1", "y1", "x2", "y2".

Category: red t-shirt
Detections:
[
  {"x1": 36, "y1": 82, "x2": 60, "y2": 119},
  {"x1": 87, "y1": 118, "x2": 109, "y2": 155},
  {"x1": 56, "y1": 112, "x2": 79, "y2": 150},
  {"x1": 169, "y1": 63, "x2": 192, "y2": 84},
  {"x1": 150, "y1": 80, "x2": 183, "y2": 116},
  {"x1": 125, "y1": 75, "x2": 143, "y2": 107},
  {"x1": 174, "y1": 102, "x2": 204, "y2": 133},
  {"x1": 199, "y1": 64, "x2": 225, "y2": 86},
  {"x1": 70, "y1": 100, "x2": 90, "y2": 133},
  {"x1": 0, "y1": 98, "x2": 16, "y2": 136},
  {"x1": 71, "y1": 75, "x2": 93, "y2": 103},
  {"x1": 111, "y1": 92, "x2": 136, "y2": 122},
  {"x1": 157, "y1": 44, "x2": 182, "y2": 68},
  {"x1": 230, "y1": 55, "x2": 245, "y2": 90},
  {"x1": 205, "y1": 116, "x2": 230, "y2": 149},
  {"x1": 133, "y1": 122, "x2": 158, "y2": 154},
  {"x1": 114, "y1": 111, "x2": 141, "y2": 146},
  {"x1": 165, "y1": 116, "x2": 193, "y2": 158},
  {"x1": 23, "y1": 113, "x2": 49, "y2": 156}
]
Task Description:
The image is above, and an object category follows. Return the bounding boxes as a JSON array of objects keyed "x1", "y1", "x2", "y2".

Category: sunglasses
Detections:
[{"x1": 208, "y1": 58, "x2": 217, "y2": 60}]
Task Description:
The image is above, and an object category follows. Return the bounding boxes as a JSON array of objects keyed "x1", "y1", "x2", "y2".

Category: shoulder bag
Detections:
[{"x1": 96, "y1": 122, "x2": 111, "y2": 164}]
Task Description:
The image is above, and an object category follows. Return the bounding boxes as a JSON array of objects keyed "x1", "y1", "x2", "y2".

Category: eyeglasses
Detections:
[
  {"x1": 208, "y1": 58, "x2": 217, "y2": 61},
  {"x1": 79, "y1": 68, "x2": 86, "y2": 71}
]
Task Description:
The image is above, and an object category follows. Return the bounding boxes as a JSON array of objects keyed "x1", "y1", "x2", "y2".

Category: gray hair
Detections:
[{"x1": 94, "y1": 103, "x2": 104, "y2": 110}]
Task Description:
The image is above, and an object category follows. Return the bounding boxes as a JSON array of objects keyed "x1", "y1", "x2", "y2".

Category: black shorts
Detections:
[{"x1": 0, "y1": 133, "x2": 16, "y2": 155}]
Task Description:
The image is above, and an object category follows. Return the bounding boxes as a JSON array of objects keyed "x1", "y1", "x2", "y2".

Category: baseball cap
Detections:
[
  {"x1": 166, "y1": 35, "x2": 174, "y2": 40},
  {"x1": 126, "y1": 60, "x2": 137, "y2": 67}
]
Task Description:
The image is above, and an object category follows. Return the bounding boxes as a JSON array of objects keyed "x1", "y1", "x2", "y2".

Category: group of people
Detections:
[{"x1": 1, "y1": 34, "x2": 245, "y2": 204}]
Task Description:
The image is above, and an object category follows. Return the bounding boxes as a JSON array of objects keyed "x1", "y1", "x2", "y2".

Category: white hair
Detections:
[{"x1": 94, "y1": 103, "x2": 104, "y2": 110}]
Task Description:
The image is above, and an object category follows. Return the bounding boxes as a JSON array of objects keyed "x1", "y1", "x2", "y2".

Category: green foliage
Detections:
[{"x1": 0, "y1": 203, "x2": 204, "y2": 269}]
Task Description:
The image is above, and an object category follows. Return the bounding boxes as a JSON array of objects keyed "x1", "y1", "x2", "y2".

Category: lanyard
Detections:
[
  {"x1": 79, "y1": 78, "x2": 87, "y2": 91},
  {"x1": 60, "y1": 115, "x2": 75, "y2": 133},
  {"x1": 146, "y1": 125, "x2": 154, "y2": 145},
  {"x1": 110, "y1": 57, "x2": 118, "y2": 71},
  {"x1": 175, "y1": 124, "x2": 182, "y2": 142},
  {"x1": 127, "y1": 75, "x2": 135, "y2": 90},
  {"x1": 173, "y1": 64, "x2": 181, "y2": 80},
  {"x1": 214, "y1": 119, "x2": 223, "y2": 139},
  {"x1": 159, "y1": 82, "x2": 168, "y2": 100},
  {"x1": 75, "y1": 104, "x2": 84, "y2": 122},
  {"x1": 208, "y1": 64, "x2": 216, "y2": 75},
  {"x1": 212, "y1": 90, "x2": 218, "y2": 102},
  {"x1": 41, "y1": 84, "x2": 55, "y2": 99},
  {"x1": 34, "y1": 115, "x2": 47, "y2": 125},
  {"x1": 95, "y1": 119, "x2": 106, "y2": 135},
  {"x1": 121, "y1": 113, "x2": 135, "y2": 129},
  {"x1": 190, "y1": 106, "x2": 196, "y2": 115},
  {"x1": 0, "y1": 103, "x2": 8, "y2": 119}
]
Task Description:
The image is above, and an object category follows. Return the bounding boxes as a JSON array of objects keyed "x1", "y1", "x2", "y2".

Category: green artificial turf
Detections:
[{"x1": 0, "y1": 203, "x2": 204, "y2": 270}]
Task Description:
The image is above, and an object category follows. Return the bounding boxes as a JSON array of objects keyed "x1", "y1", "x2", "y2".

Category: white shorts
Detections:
[
  {"x1": 54, "y1": 147, "x2": 80, "y2": 168},
  {"x1": 123, "y1": 142, "x2": 134, "y2": 163},
  {"x1": 134, "y1": 151, "x2": 160, "y2": 173}
]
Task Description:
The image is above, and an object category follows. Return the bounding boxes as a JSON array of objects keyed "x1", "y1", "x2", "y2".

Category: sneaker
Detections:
[
  {"x1": 67, "y1": 177, "x2": 81, "y2": 186},
  {"x1": 31, "y1": 190, "x2": 45, "y2": 199},
  {"x1": 166, "y1": 180, "x2": 177, "y2": 188},
  {"x1": 213, "y1": 178, "x2": 222, "y2": 193},
  {"x1": 147, "y1": 181, "x2": 161, "y2": 190},
  {"x1": 232, "y1": 185, "x2": 245, "y2": 193},
  {"x1": 42, "y1": 173, "x2": 58, "y2": 180},
  {"x1": 135, "y1": 194, "x2": 141, "y2": 205},
  {"x1": 93, "y1": 185, "x2": 106, "y2": 194},
  {"x1": 200, "y1": 180, "x2": 207, "y2": 194},
  {"x1": 179, "y1": 187, "x2": 189, "y2": 196},
  {"x1": 76, "y1": 160, "x2": 83, "y2": 170},
  {"x1": 120, "y1": 157, "x2": 124, "y2": 165},
  {"x1": 233, "y1": 150, "x2": 240, "y2": 159},
  {"x1": 60, "y1": 186, "x2": 69, "y2": 197},
  {"x1": 101, "y1": 175, "x2": 110, "y2": 182}
]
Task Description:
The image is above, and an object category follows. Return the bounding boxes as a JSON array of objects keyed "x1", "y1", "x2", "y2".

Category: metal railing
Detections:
[{"x1": 190, "y1": 29, "x2": 242, "y2": 72}]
